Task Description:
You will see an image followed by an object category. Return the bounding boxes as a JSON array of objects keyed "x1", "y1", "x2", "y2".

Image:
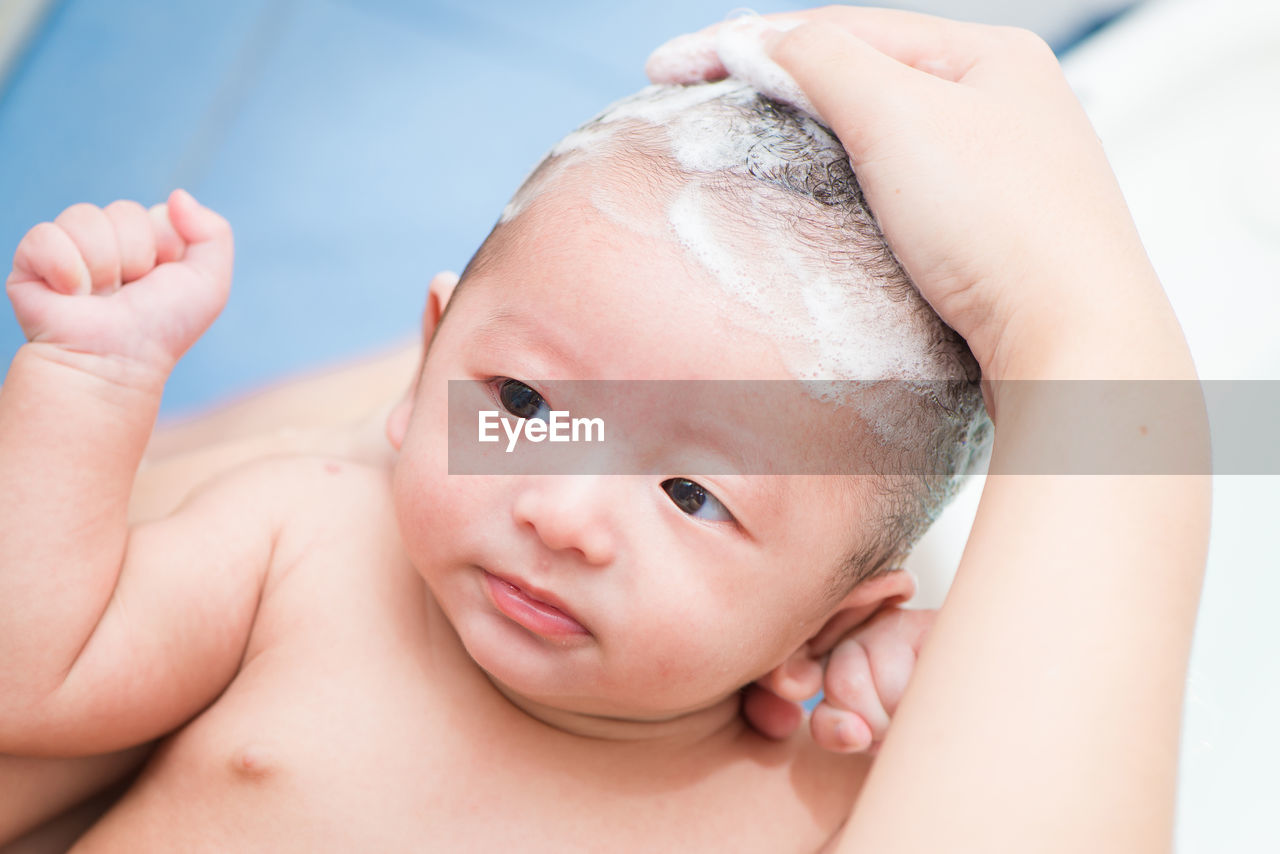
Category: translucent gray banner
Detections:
[{"x1": 445, "y1": 380, "x2": 1270, "y2": 475}]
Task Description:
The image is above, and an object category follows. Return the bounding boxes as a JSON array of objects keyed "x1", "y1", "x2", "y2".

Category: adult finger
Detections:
[
  {"x1": 104, "y1": 200, "x2": 156, "y2": 285},
  {"x1": 764, "y1": 22, "x2": 952, "y2": 165},
  {"x1": 771, "y1": 6, "x2": 996, "y2": 82},
  {"x1": 648, "y1": 7, "x2": 990, "y2": 86},
  {"x1": 646, "y1": 31, "x2": 728, "y2": 84},
  {"x1": 53, "y1": 204, "x2": 119, "y2": 295}
]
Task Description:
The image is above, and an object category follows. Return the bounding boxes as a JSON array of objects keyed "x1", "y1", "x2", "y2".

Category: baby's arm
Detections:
[
  {"x1": 0, "y1": 193, "x2": 276, "y2": 756},
  {"x1": 0, "y1": 745, "x2": 150, "y2": 846},
  {"x1": 131, "y1": 341, "x2": 420, "y2": 523}
]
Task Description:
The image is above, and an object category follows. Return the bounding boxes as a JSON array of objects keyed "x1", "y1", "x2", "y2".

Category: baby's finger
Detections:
[
  {"x1": 148, "y1": 203, "x2": 185, "y2": 265},
  {"x1": 810, "y1": 702, "x2": 874, "y2": 753},
  {"x1": 53, "y1": 204, "x2": 120, "y2": 295},
  {"x1": 860, "y1": 609, "x2": 934, "y2": 716},
  {"x1": 103, "y1": 200, "x2": 156, "y2": 285},
  {"x1": 822, "y1": 637, "x2": 892, "y2": 741},
  {"x1": 8, "y1": 222, "x2": 92, "y2": 296},
  {"x1": 164, "y1": 189, "x2": 233, "y2": 290},
  {"x1": 740, "y1": 683, "x2": 804, "y2": 741}
]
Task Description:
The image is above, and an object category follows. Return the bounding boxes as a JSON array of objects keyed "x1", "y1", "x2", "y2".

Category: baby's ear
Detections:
[
  {"x1": 422, "y1": 270, "x2": 460, "y2": 343},
  {"x1": 807, "y1": 569, "x2": 918, "y2": 659},
  {"x1": 389, "y1": 270, "x2": 460, "y2": 451},
  {"x1": 758, "y1": 569, "x2": 917, "y2": 703}
]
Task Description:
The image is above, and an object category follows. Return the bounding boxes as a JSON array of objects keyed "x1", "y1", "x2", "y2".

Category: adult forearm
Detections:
[
  {"x1": 840, "y1": 323, "x2": 1210, "y2": 854},
  {"x1": 0, "y1": 344, "x2": 163, "y2": 703}
]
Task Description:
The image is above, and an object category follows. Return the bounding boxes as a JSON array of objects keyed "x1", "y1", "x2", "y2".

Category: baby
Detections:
[{"x1": 0, "y1": 78, "x2": 987, "y2": 853}]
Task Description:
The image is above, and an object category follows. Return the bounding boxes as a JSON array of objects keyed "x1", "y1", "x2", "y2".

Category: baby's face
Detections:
[{"x1": 392, "y1": 179, "x2": 884, "y2": 723}]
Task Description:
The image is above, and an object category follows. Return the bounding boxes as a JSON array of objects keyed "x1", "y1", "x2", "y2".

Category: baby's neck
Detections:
[{"x1": 485, "y1": 672, "x2": 748, "y2": 749}]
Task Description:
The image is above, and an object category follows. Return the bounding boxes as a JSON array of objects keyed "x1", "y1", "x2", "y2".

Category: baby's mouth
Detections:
[{"x1": 482, "y1": 570, "x2": 591, "y2": 639}]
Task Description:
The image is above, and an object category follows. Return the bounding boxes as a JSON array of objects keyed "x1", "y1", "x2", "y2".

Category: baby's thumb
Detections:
[{"x1": 164, "y1": 188, "x2": 233, "y2": 286}]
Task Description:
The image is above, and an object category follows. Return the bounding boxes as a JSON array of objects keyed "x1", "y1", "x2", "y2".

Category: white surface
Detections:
[
  {"x1": 902, "y1": 1, "x2": 1280, "y2": 850},
  {"x1": 0, "y1": 0, "x2": 52, "y2": 86}
]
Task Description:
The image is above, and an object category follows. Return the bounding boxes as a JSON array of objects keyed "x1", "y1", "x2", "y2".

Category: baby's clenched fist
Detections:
[
  {"x1": 6, "y1": 189, "x2": 232, "y2": 377},
  {"x1": 743, "y1": 605, "x2": 935, "y2": 754}
]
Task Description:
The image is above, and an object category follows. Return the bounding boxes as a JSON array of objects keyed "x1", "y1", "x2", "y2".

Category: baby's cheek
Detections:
[
  {"x1": 391, "y1": 449, "x2": 453, "y2": 563},
  {"x1": 611, "y1": 610, "x2": 739, "y2": 705}
]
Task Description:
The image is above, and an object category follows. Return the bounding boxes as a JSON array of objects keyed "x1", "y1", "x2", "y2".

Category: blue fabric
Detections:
[
  {"x1": 0, "y1": 0, "x2": 1114, "y2": 414},
  {"x1": 0, "y1": 0, "x2": 782, "y2": 412}
]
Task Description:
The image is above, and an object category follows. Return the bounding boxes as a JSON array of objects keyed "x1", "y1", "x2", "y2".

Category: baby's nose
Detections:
[{"x1": 511, "y1": 476, "x2": 616, "y2": 566}]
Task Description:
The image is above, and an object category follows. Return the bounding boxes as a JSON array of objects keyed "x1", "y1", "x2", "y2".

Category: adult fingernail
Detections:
[{"x1": 646, "y1": 32, "x2": 720, "y2": 83}]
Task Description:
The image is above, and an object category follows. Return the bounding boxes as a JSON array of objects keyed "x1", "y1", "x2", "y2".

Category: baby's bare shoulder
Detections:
[
  {"x1": 218, "y1": 455, "x2": 404, "y2": 588},
  {"x1": 187, "y1": 453, "x2": 393, "y2": 517},
  {"x1": 147, "y1": 453, "x2": 399, "y2": 582}
]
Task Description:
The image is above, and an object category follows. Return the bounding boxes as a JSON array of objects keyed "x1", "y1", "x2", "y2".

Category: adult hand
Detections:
[{"x1": 648, "y1": 7, "x2": 1170, "y2": 383}]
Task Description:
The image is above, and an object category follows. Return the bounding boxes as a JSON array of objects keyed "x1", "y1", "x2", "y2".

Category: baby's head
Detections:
[{"x1": 388, "y1": 81, "x2": 989, "y2": 728}]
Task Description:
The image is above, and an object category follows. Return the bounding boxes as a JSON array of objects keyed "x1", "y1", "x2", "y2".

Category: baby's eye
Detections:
[
  {"x1": 497, "y1": 378, "x2": 551, "y2": 421},
  {"x1": 661, "y1": 478, "x2": 735, "y2": 523}
]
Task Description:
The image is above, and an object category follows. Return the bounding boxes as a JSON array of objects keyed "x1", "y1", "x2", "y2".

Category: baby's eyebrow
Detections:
[{"x1": 470, "y1": 305, "x2": 583, "y2": 375}]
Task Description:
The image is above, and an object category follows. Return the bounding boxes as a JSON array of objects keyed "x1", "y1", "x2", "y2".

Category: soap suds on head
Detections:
[
  {"x1": 714, "y1": 15, "x2": 816, "y2": 118},
  {"x1": 644, "y1": 31, "x2": 724, "y2": 86},
  {"x1": 665, "y1": 182, "x2": 956, "y2": 445},
  {"x1": 500, "y1": 81, "x2": 975, "y2": 394},
  {"x1": 548, "y1": 79, "x2": 833, "y2": 178},
  {"x1": 645, "y1": 12, "x2": 813, "y2": 118}
]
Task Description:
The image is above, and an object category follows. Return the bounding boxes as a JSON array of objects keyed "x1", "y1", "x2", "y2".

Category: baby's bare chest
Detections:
[{"x1": 70, "y1": 514, "x2": 845, "y2": 853}]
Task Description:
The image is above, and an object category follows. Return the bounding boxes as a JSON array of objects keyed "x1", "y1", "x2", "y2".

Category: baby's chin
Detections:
[
  {"x1": 459, "y1": 626, "x2": 745, "y2": 734},
  {"x1": 427, "y1": 570, "x2": 754, "y2": 733}
]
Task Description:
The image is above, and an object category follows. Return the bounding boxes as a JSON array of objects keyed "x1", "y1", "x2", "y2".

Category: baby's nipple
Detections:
[{"x1": 230, "y1": 743, "x2": 274, "y2": 780}]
